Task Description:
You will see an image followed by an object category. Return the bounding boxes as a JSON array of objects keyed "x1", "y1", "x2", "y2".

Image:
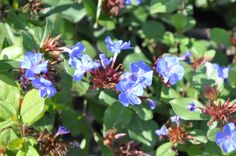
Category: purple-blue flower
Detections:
[
  {"x1": 147, "y1": 99, "x2": 157, "y2": 110},
  {"x1": 116, "y1": 78, "x2": 144, "y2": 106},
  {"x1": 128, "y1": 61, "x2": 153, "y2": 88},
  {"x1": 170, "y1": 115, "x2": 180, "y2": 124},
  {"x1": 156, "y1": 54, "x2": 184, "y2": 85},
  {"x1": 68, "y1": 42, "x2": 85, "y2": 67},
  {"x1": 105, "y1": 36, "x2": 132, "y2": 53},
  {"x1": 213, "y1": 63, "x2": 232, "y2": 80},
  {"x1": 155, "y1": 125, "x2": 169, "y2": 136},
  {"x1": 55, "y1": 126, "x2": 70, "y2": 137},
  {"x1": 124, "y1": 0, "x2": 142, "y2": 5},
  {"x1": 99, "y1": 54, "x2": 112, "y2": 68},
  {"x1": 187, "y1": 102, "x2": 196, "y2": 112},
  {"x1": 73, "y1": 55, "x2": 98, "y2": 81},
  {"x1": 31, "y1": 76, "x2": 57, "y2": 98},
  {"x1": 216, "y1": 123, "x2": 236, "y2": 153},
  {"x1": 20, "y1": 52, "x2": 48, "y2": 80},
  {"x1": 179, "y1": 51, "x2": 192, "y2": 64}
]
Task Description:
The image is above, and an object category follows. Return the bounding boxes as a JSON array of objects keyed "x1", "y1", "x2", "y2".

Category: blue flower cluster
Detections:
[
  {"x1": 20, "y1": 52, "x2": 56, "y2": 98},
  {"x1": 156, "y1": 54, "x2": 185, "y2": 85},
  {"x1": 66, "y1": 42, "x2": 99, "y2": 81},
  {"x1": 116, "y1": 61, "x2": 153, "y2": 107},
  {"x1": 216, "y1": 123, "x2": 236, "y2": 153}
]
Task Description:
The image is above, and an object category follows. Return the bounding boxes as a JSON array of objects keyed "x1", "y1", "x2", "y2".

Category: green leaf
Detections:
[
  {"x1": 171, "y1": 13, "x2": 187, "y2": 32},
  {"x1": 20, "y1": 89, "x2": 45, "y2": 125},
  {"x1": 0, "y1": 118, "x2": 18, "y2": 131},
  {"x1": 128, "y1": 117, "x2": 158, "y2": 147},
  {"x1": 0, "y1": 74, "x2": 19, "y2": 120},
  {"x1": 21, "y1": 31, "x2": 39, "y2": 51},
  {"x1": 81, "y1": 40, "x2": 96, "y2": 58},
  {"x1": 8, "y1": 138, "x2": 24, "y2": 151},
  {"x1": 161, "y1": 87, "x2": 181, "y2": 102},
  {"x1": 156, "y1": 142, "x2": 176, "y2": 156},
  {"x1": 132, "y1": 105, "x2": 153, "y2": 121},
  {"x1": 98, "y1": 90, "x2": 117, "y2": 106},
  {"x1": 40, "y1": 19, "x2": 54, "y2": 47},
  {"x1": 170, "y1": 98, "x2": 207, "y2": 120},
  {"x1": 0, "y1": 129, "x2": 18, "y2": 146},
  {"x1": 142, "y1": 21, "x2": 165, "y2": 41},
  {"x1": 189, "y1": 129, "x2": 208, "y2": 144},
  {"x1": 94, "y1": 133, "x2": 112, "y2": 156},
  {"x1": 210, "y1": 28, "x2": 232, "y2": 46},
  {"x1": 193, "y1": 62, "x2": 224, "y2": 91},
  {"x1": 228, "y1": 64, "x2": 236, "y2": 88},
  {"x1": 0, "y1": 45, "x2": 23, "y2": 61},
  {"x1": 62, "y1": 109, "x2": 83, "y2": 136},
  {"x1": 83, "y1": 0, "x2": 96, "y2": 17},
  {"x1": 150, "y1": 0, "x2": 180, "y2": 14},
  {"x1": 104, "y1": 103, "x2": 134, "y2": 131},
  {"x1": 207, "y1": 128, "x2": 220, "y2": 142}
]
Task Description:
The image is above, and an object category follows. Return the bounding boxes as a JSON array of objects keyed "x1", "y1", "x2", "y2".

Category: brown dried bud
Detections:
[
  {"x1": 203, "y1": 85, "x2": 218, "y2": 101},
  {"x1": 103, "y1": 0, "x2": 124, "y2": 16},
  {"x1": 41, "y1": 34, "x2": 63, "y2": 52},
  {"x1": 103, "y1": 129, "x2": 126, "y2": 148}
]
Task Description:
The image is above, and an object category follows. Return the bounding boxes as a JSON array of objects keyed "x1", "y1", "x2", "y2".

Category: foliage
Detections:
[{"x1": 0, "y1": 0, "x2": 236, "y2": 155}]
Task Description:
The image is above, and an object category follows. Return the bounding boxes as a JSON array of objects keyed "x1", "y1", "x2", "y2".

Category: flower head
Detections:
[
  {"x1": 155, "y1": 125, "x2": 169, "y2": 137},
  {"x1": 116, "y1": 78, "x2": 144, "y2": 106},
  {"x1": 216, "y1": 123, "x2": 236, "y2": 153},
  {"x1": 126, "y1": 61, "x2": 153, "y2": 88},
  {"x1": 213, "y1": 63, "x2": 232, "y2": 80},
  {"x1": 170, "y1": 115, "x2": 180, "y2": 124},
  {"x1": 73, "y1": 54, "x2": 98, "y2": 81},
  {"x1": 32, "y1": 76, "x2": 57, "y2": 98},
  {"x1": 105, "y1": 36, "x2": 132, "y2": 53},
  {"x1": 147, "y1": 99, "x2": 157, "y2": 110},
  {"x1": 187, "y1": 102, "x2": 196, "y2": 112},
  {"x1": 20, "y1": 52, "x2": 48, "y2": 80},
  {"x1": 55, "y1": 126, "x2": 70, "y2": 137},
  {"x1": 179, "y1": 51, "x2": 192, "y2": 64},
  {"x1": 156, "y1": 54, "x2": 184, "y2": 85},
  {"x1": 68, "y1": 42, "x2": 86, "y2": 67}
]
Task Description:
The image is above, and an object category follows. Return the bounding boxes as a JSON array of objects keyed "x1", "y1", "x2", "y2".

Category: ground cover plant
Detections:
[{"x1": 0, "y1": 0, "x2": 236, "y2": 155}]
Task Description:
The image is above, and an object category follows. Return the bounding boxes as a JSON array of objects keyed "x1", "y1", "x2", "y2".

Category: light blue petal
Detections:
[{"x1": 118, "y1": 93, "x2": 129, "y2": 107}]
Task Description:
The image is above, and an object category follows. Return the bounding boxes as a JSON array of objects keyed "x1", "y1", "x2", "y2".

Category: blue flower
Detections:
[
  {"x1": 105, "y1": 36, "x2": 132, "y2": 53},
  {"x1": 55, "y1": 126, "x2": 70, "y2": 137},
  {"x1": 99, "y1": 54, "x2": 112, "y2": 67},
  {"x1": 124, "y1": 0, "x2": 131, "y2": 5},
  {"x1": 128, "y1": 61, "x2": 153, "y2": 88},
  {"x1": 124, "y1": 0, "x2": 142, "y2": 5},
  {"x1": 20, "y1": 52, "x2": 48, "y2": 80},
  {"x1": 155, "y1": 125, "x2": 169, "y2": 136},
  {"x1": 213, "y1": 63, "x2": 232, "y2": 80},
  {"x1": 31, "y1": 76, "x2": 57, "y2": 98},
  {"x1": 68, "y1": 42, "x2": 85, "y2": 67},
  {"x1": 73, "y1": 54, "x2": 98, "y2": 81},
  {"x1": 147, "y1": 99, "x2": 157, "y2": 110},
  {"x1": 116, "y1": 78, "x2": 144, "y2": 106},
  {"x1": 170, "y1": 115, "x2": 180, "y2": 124},
  {"x1": 187, "y1": 102, "x2": 196, "y2": 112},
  {"x1": 136, "y1": 0, "x2": 142, "y2": 5},
  {"x1": 156, "y1": 54, "x2": 184, "y2": 85},
  {"x1": 216, "y1": 123, "x2": 236, "y2": 153},
  {"x1": 179, "y1": 51, "x2": 192, "y2": 64}
]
